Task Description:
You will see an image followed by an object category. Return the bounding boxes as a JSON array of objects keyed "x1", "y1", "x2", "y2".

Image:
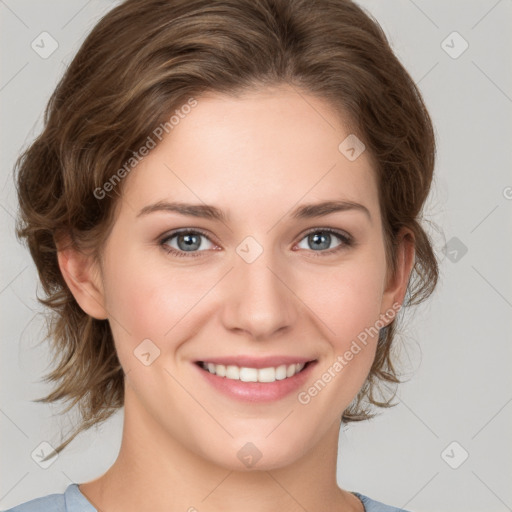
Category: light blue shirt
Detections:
[{"x1": 3, "y1": 484, "x2": 412, "y2": 511}]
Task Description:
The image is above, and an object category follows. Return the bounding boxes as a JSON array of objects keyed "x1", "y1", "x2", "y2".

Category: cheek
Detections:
[
  {"x1": 300, "y1": 256, "x2": 386, "y2": 345},
  {"x1": 102, "y1": 234, "x2": 387, "y2": 380},
  {"x1": 297, "y1": 255, "x2": 387, "y2": 389},
  {"x1": 101, "y1": 250, "x2": 218, "y2": 362}
]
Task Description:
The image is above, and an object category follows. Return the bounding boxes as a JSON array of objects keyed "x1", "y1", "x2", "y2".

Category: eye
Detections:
[
  {"x1": 160, "y1": 229, "x2": 216, "y2": 257},
  {"x1": 295, "y1": 228, "x2": 353, "y2": 255},
  {"x1": 159, "y1": 227, "x2": 353, "y2": 258}
]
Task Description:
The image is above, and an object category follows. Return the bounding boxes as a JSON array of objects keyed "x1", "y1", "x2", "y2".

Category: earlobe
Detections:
[{"x1": 56, "y1": 238, "x2": 108, "y2": 320}]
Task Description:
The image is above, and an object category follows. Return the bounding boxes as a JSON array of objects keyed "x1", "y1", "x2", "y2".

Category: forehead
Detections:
[{"x1": 120, "y1": 85, "x2": 380, "y2": 222}]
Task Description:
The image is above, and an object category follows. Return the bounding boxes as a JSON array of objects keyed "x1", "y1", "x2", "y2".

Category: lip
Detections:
[
  {"x1": 195, "y1": 355, "x2": 314, "y2": 369},
  {"x1": 193, "y1": 358, "x2": 317, "y2": 403}
]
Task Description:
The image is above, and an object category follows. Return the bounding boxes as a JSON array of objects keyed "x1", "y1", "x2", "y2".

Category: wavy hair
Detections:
[{"x1": 14, "y1": 0, "x2": 438, "y2": 455}]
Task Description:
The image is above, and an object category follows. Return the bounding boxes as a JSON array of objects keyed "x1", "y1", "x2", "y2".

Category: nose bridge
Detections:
[{"x1": 221, "y1": 236, "x2": 296, "y2": 339}]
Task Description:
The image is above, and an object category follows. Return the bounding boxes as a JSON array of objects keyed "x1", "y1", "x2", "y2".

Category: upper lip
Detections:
[{"x1": 196, "y1": 355, "x2": 316, "y2": 369}]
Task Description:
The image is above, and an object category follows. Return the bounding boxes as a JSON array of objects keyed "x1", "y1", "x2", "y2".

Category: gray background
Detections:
[{"x1": 1, "y1": 1, "x2": 511, "y2": 511}]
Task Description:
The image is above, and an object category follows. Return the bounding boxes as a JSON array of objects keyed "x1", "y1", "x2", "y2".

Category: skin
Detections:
[{"x1": 58, "y1": 84, "x2": 415, "y2": 512}]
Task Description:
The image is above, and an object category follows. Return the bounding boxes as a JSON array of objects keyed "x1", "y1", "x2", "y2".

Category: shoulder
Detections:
[
  {"x1": 3, "y1": 492, "x2": 66, "y2": 512},
  {"x1": 3, "y1": 484, "x2": 96, "y2": 512},
  {"x1": 352, "y1": 492, "x2": 413, "y2": 512}
]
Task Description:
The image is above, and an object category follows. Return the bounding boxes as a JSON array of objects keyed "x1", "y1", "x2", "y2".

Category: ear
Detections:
[
  {"x1": 56, "y1": 236, "x2": 108, "y2": 320},
  {"x1": 380, "y1": 227, "x2": 416, "y2": 319}
]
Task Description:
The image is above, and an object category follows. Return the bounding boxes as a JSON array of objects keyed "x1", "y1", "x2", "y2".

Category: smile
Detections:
[
  {"x1": 198, "y1": 361, "x2": 307, "y2": 383},
  {"x1": 194, "y1": 356, "x2": 317, "y2": 402}
]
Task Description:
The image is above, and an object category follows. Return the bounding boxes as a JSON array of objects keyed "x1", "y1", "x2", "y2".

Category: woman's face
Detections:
[{"x1": 91, "y1": 85, "x2": 405, "y2": 470}]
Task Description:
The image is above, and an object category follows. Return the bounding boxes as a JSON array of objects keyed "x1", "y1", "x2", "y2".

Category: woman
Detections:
[{"x1": 8, "y1": 0, "x2": 438, "y2": 510}]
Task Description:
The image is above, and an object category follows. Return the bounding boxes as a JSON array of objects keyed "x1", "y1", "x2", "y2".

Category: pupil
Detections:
[
  {"x1": 310, "y1": 232, "x2": 330, "y2": 250},
  {"x1": 179, "y1": 233, "x2": 200, "y2": 251}
]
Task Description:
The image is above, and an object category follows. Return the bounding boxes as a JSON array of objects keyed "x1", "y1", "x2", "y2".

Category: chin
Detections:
[{"x1": 193, "y1": 430, "x2": 315, "y2": 472}]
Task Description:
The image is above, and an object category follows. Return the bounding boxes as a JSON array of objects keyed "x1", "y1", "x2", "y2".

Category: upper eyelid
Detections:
[
  {"x1": 160, "y1": 227, "x2": 216, "y2": 244},
  {"x1": 160, "y1": 227, "x2": 352, "y2": 248}
]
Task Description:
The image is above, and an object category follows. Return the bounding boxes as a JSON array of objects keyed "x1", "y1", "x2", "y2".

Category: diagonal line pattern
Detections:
[
  {"x1": 471, "y1": 0, "x2": 503, "y2": 30},
  {"x1": 61, "y1": 0, "x2": 92, "y2": 29},
  {"x1": 0, "y1": 0, "x2": 29, "y2": 28},
  {"x1": 265, "y1": 471, "x2": 310, "y2": 512},
  {"x1": 285, "y1": 80, "x2": 337, "y2": 131},
  {"x1": 471, "y1": 265, "x2": 512, "y2": 308},
  {"x1": 61, "y1": 470, "x2": 73, "y2": 483},
  {"x1": 201, "y1": 470, "x2": 234, "y2": 502},
  {"x1": 416, "y1": 62, "x2": 439, "y2": 85},
  {"x1": 0, "y1": 62, "x2": 29, "y2": 92},
  {"x1": 0, "y1": 472, "x2": 30, "y2": 503},
  {"x1": 0, "y1": 203, "x2": 16, "y2": 221},
  {"x1": 470, "y1": 204, "x2": 499, "y2": 233},
  {"x1": 266, "y1": 164, "x2": 337, "y2": 234},
  {"x1": 0, "y1": 408, "x2": 29, "y2": 438},
  {"x1": 472, "y1": 471, "x2": 512, "y2": 511},
  {"x1": 10, "y1": 287, "x2": 38, "y2": 313},
  {"x1": 266, "y1": 266, "x2": 336, "y2": 335},
  {"x1": 407, "y1": 0, "x2": 439, "y2": 29},
  {"x1": 0, "y1": 266, "x2": 27, "y2": 296},
  {"x1": 398, "y1": 395, "x2": 439, "y2": 438},
  {"x1": 65, "y1": 269, "x2": 132, "y2": 336},
  {"x1": 265, "y1": 409, "x2": 294, "y2": 438},
  {"x1": 472, "y1": 61, "x2": 512, "y2": 104},
  {"x1": 163, "y1": 267, "x2": 234, "y2": 336},
  {"x1": 163, "y1": 367, "x2": 234, "y2": 438},
  {"x1": 163, "y1": 163, "x2": 233, "y2": 234},
  {"x1": 471, "y1": 396, "x2": 512, "y2": 439},
  {"x1": 401, "y1": 472, "x2": 439, "y2": 510}
]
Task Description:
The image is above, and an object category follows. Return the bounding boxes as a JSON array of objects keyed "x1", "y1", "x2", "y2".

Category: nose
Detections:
[{"x1": 220, "y1": 244, "x2": 298, "y2": 341}]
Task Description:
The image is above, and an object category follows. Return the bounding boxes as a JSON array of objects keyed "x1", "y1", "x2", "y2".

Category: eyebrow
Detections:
[
  {"x1": 136, "y1": 199, "x2": 371, "y2": 222},
  {"x1": 137, "y1": 201, "x2": 229, "y2": 222},
  {"x1": 291, "y1": 200, "x2": 371, "y2": 221}
]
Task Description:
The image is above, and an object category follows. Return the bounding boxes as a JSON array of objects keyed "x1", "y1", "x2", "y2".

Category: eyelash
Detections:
[{"x1": 159, "y1": 227, "x2": 353, "y2": 258}]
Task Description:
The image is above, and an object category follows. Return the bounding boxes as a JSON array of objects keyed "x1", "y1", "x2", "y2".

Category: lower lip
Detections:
[{"x1": 194, "y1": 362, "x2": 317, "y2": 402}]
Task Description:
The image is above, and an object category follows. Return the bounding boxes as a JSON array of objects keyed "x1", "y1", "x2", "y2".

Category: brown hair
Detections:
[{"x1": 15, "y1": 0, "x2": 438, "y2": 456}]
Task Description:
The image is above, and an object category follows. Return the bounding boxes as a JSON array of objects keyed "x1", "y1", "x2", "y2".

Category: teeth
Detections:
[
  {"x1": 201, "y1": 362, "x2": 306, "y2": 382},
  {"x1": 258, "y1": 367, "x2": 276, "y2": 383},
  {"x1": 239, "y1": 367, "x2": 258, "y2": 382},
  {"x1": 275, "y1": 365, "x2": 287, "y2": 380},
  {"x1": 225, "y1": 365, "x2": 239, "y2": 379}
]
